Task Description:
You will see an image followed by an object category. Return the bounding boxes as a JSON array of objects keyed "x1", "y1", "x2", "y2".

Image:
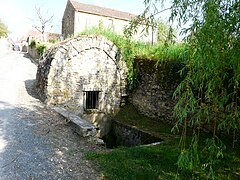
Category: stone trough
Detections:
[
  {"x1": 53, "y1": 107, "x2": 97, "y2": 137},
  {"x1": 103, "y1": 120, "x2": 163, "y2": 148}
]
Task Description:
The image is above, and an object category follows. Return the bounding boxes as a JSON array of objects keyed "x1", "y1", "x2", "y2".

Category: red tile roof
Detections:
[
  {"x1": 26, "y1": 30, "x2": 60, "y2": 41},
  {"x1": 70, "y1": 0, "x2": 136, "y2": 21},
  {"x1": 26, "y1": 30, "x2": 42, "y2": 37}
]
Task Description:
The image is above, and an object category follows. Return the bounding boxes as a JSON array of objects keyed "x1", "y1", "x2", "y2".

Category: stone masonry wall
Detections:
[
  {"x1": 62, "y1": 0, "x2": 75, "y2": 39},
  {"x1": 36, "y1": 35, "x2": 128, "y2": 136},
  {"x1": 28, "y1": 47, "x2": 40, "y2": 60},
  {"x1": 131, "y1": 59, "x2": 185, "y2": 122}
]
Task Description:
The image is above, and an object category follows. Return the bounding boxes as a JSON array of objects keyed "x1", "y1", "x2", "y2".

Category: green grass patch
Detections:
[
  {"x1": 85, "y1": 104, "x2": 240, "y2": 179},
  {"x1": 85, "y1": 103, "x2": 183, "y2": 179},
  {"x1": 86, "y1": 141, "x2": 182, "y2": 180},
  {"x1": 133, "y1": 42, "x2": 188, "y2": 63},
  {"x1": 79, "y1": 27, "x2": 187, "y2": 63}
]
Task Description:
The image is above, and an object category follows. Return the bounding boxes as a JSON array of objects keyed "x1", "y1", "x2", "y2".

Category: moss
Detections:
[
  {"x1": 63, "y1": 89, "x2": 69, "y2": 98},
  {"x1": 114, "y1": 103, "x2": 178, "y2": 141}
]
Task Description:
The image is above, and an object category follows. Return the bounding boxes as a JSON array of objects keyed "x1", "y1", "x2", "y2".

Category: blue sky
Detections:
[{"x1": 0, "y1": 0, "x2": 171, "y2": 40}]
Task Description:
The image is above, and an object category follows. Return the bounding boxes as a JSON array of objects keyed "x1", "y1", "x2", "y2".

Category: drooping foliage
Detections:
[
  {"x1": 128, "y1": 0, "x2": 240, "y2": 178},
  {"x1": 157, "y1": 19, "x2": 177, "y2": 44},
  {"x1": 170, "y1": 0, "x2": 240, "y2": 177}
]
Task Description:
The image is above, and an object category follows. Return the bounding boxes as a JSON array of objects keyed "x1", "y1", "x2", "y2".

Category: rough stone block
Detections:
[{"x1": 52, "y1": 107, "x2": 97, "y2": 137}]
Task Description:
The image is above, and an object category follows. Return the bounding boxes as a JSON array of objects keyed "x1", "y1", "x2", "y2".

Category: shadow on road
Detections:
[
  {"x1": 0, "y1": 99, "x2": 100, "y2": 179},
  {"x1": 23, "y1": 53, "x2": 38, "y2": 66},
  {"x1": 24, "y1": 79, "x2": 41, "y2": 101}
]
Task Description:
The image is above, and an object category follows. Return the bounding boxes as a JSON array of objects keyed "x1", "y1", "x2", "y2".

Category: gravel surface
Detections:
[{"x1": 0, "y1": 51, "x2": 103, "y2": 180}]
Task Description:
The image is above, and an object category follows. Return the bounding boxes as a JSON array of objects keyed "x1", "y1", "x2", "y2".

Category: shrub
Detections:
[
  {"x1": 36, "y1": 43, "x2": 47, "y2": 56},
  {"x1": 48, "y1": 38, "x2": 58, "y2": 44},
  {"x1": 29, "y1": 40, "x2": 36, "y2": 48}
]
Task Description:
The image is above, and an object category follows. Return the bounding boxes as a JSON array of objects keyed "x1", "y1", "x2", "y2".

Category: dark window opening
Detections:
[{"x1": 84, "y1": 91, "x2": 100, "y2": 110}]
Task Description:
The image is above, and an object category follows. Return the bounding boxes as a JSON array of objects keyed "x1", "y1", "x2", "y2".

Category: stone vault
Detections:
[{"x1": 36, "y1": 35, "x2": 128, "y2": 136}]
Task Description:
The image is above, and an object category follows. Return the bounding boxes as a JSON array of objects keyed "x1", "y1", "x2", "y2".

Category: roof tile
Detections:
[{"x1": 70, "y1": 0, "x2": 136, "y2": 21}]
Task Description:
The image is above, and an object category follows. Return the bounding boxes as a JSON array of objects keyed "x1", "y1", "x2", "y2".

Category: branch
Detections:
[
  {"x1": 33, "y1": 6, "x2": 54, "y2": 35},
  {"x1": 33, "y1": 25, "x2": 43, "y2": 34}
]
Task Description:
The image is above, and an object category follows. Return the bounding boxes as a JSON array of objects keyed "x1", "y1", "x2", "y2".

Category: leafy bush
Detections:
[
  {"x1": 36, "y1": 43, "x2": 47, "y2": 56},
  {"x1": 29, "y1": 40, "x2": 36, "y2": 48},
  {"x1": 48, "y1": 38, "x2": 58, "y2": 44}
]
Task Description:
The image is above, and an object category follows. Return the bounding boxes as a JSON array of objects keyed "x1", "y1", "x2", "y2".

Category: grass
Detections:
[
  {"x1": 84, "y1": 104, "x2": 187, "y2": 179},
  {"x1": 85, "y1": 104, "x2": 240, "y2": 179},
  {"x1": 78, "y1": 27, "x2": 187, "y2": 91},
  {"x1": 78, "y1": 27, "x2": 188, "y2": 63},
  {"x1": 86, "y1": 141, "x2": 181, "y2": 180},
  {"x1": 133, "y1": 42, "x2": 188, "y2": 63}
]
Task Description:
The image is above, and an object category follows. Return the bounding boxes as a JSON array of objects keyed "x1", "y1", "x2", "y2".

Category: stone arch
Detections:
[{"x1": 36, "y1": 35, "x2": 127, "y2": 136}]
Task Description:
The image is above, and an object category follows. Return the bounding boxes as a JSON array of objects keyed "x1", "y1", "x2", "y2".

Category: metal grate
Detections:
[{"x1": 84, "y1": 91, "x2": 100, "y2": 110}]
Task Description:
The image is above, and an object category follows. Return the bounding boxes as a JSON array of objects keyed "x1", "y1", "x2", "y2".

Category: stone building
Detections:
[
  {"x1": 36, "y1": 35, "x2": 128, "y2": 136},
  {"x1": 26, "y1": 30, "x2": 61, "y2": 43},
  {"x1": 62, "y1": 0, "x2": 157, "y2": 43}
]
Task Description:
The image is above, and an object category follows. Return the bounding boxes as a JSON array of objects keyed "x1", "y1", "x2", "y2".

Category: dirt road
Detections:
[{"x1": 0, "y1": 51, "x2": 100, "y2": 180}]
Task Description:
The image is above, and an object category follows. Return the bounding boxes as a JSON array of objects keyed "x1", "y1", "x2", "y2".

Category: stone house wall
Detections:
[
  {"x1": 62, "y1": 0, "x2": 157, "y2": 43},
  {"x1": 74, "y1": 11, "x2": 130, "y2": 36},
  {"x1": 131, "y1": 59, "x2": 185, "y2": 122},
  {"x1": 73, "y1": 12, "x2": 157, "y2": 44},
  {"x1": 62, "y1": 0, "x2": 75, "y2": 39},
  {"x1": 36, "y1": 35, "x2": 128, "y2": 137},
  {"x1": 62, "y1": 1, "x2": 131, "y2": 39}
]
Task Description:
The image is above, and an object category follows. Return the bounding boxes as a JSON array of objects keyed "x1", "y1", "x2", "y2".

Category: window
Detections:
[
  {"x1": 85, "y1": 18, "x2": 91, "y2": 29},
  {"x1": 84, "y1": 91, "x2": 100, "y2": 110},
  {"x1": 108, "y1": 19, "x2": 114, "y2": 31}
]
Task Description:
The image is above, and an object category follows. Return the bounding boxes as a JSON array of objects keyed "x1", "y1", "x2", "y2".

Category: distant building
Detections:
[
  {"x1": 26, "y1": 30, "x2": 61, "y2": 43},
  {"x1": 25, "y1": 30, "x2": 61, "y2": 58},
  {"x1": 62, "y1": 0, "x2": 157, "y2": 43}
]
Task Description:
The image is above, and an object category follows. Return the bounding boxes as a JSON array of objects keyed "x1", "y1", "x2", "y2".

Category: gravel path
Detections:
[{"x1": 0, "y1": 51, "x2": 103, "y2": 180}]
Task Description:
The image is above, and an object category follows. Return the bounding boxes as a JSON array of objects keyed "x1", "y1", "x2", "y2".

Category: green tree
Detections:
[
  {"x1": 128, "y1": 0, "x2": 240, "y2": 178},
  {"x1": 169, "y1": 1, "x2": 240, "y2": 177},
  {"x1": 157, "y1": 19, "x2": 176, "y2": 44},
  {"x1": 0, "y1": 19, "x2": 8, "y2": 37}
]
